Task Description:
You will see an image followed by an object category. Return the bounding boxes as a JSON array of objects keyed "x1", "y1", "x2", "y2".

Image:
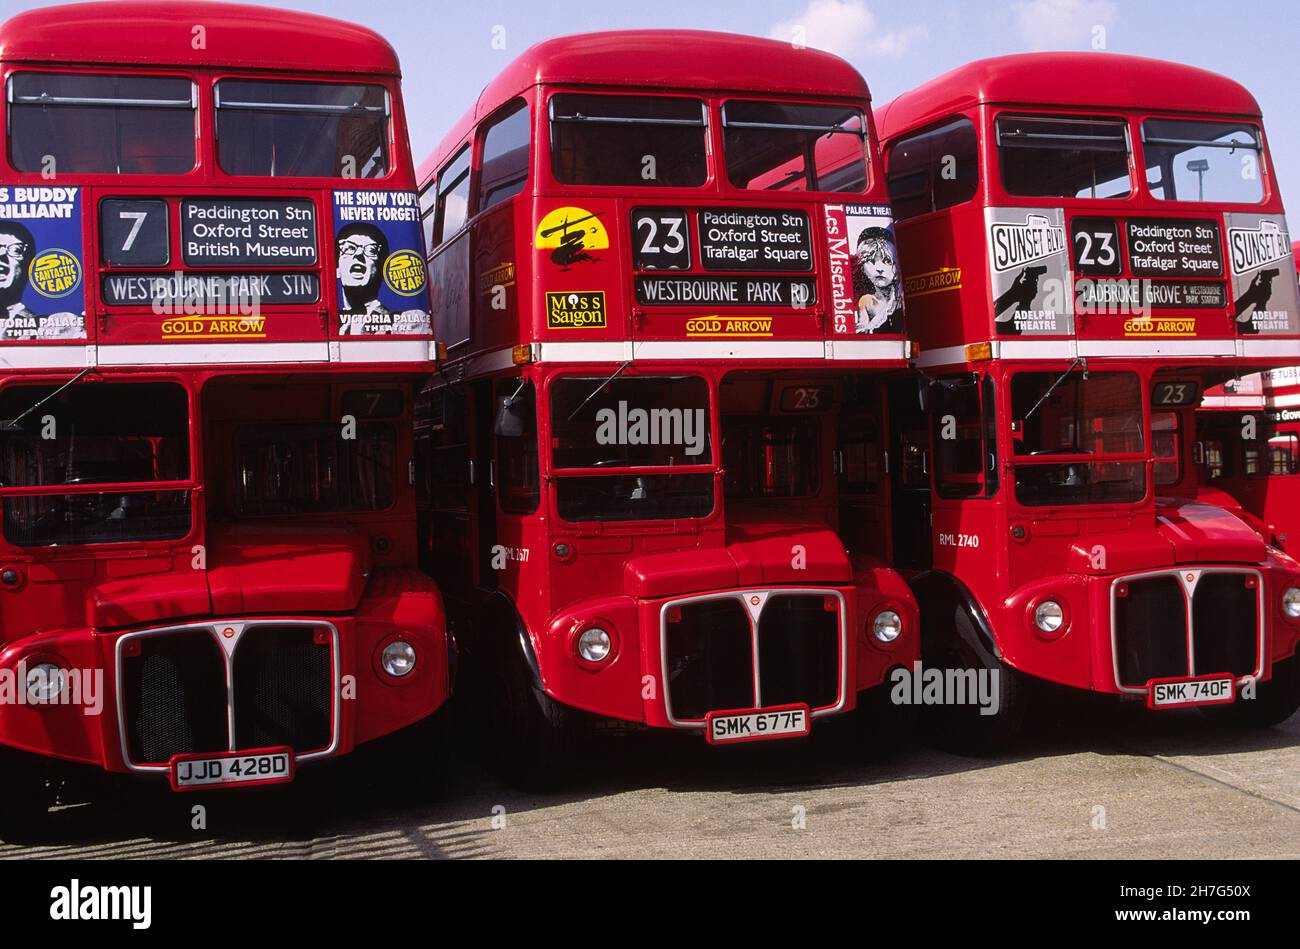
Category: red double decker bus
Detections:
[
  {"x1": 878, "y1": 53, "x2": 1300, "y2": 750},
  {"x1": 0, "y1": 1, "x2": 448, "y2": 827},
  {"x1": 416, "y1": 31, "x2": 918, "y2": 785}
]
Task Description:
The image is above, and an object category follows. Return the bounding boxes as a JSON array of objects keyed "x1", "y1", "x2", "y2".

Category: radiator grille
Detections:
[
  {"x1": 757, "y1": 594, "x2": 840, "y2": 710},
  {"x1": 664, "y1": 591, "x2": 844, "y2": 723},
  {"x1": 121, "y1": 630, "x2": 228, "y2": 765},
  {"x1": 119, "y1": 623, "x2": 335, "y2": 768},
  {"x1": 232, "y1": 626, "x2": 332, "y2": 752},
  {"x1": 1113, "y1": 570, "x2": 1261, "y2": 690},
  {"x1": 664, "y1": 599, "x2": 754, "y2": 720},
  {"x1": 1191, "y1": 573, "x2": 1259, "y2": 677}
]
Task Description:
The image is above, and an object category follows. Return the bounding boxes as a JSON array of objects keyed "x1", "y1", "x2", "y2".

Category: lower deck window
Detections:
[
  {"x1": 554, "y1": 473, "x2": 713, "y2": 522},
  {"x1": 0, "y1": 380, "x2": 193, "y2": 547},
  {"x1": 1011, "y1": 370, "x2": 1145, "y2": 506},
  {"x1": 235, "y1": 423, "x2": 395, "y2": 515},
  {"x1": 723, "y1": 417, "x2": 819, "y2": 498},
  {"x1": 4, "y1": 490, "x2": 190, "y2": 548}
]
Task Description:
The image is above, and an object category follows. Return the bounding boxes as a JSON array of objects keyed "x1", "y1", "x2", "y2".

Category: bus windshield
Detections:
[
  {"x1": 723, "y1": 100, "x2": 867, "y2": 192},
  {"x1": 1011, "y1": 371, "x2": 1146, "y2": 506},
  {"x1": 1143, "y1": 118, "x2": 1264, "y2": 203},
  {"x1": 549, "y1": 93, "x2": 707, "y2": 187},
  {"x1": 997, "y1": 114, "x2": 1132, "y2": 199},
  {"x1": 0, "y1": 381, "x2": 192, "y2": 546},
  {"x1": 8, "y1": 71, "x2": 196, "y2": 175},
  {"x1": 549, "y1": 375, "x2": 713, "y2": 522},
  {"x1": 215, "y1": 79, "x2": 389, "y2": 178}
]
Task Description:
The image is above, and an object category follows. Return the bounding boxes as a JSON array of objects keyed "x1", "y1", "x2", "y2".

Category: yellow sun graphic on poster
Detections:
[{"x1": 535, "y1": 206, "x2": 609, "y2": 262}]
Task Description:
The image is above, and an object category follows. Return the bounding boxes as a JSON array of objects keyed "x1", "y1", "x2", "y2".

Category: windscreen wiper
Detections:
[
  {"x1": 0, "y1": 367, "x2": 92, "y2": 431},
  {"x1": 566, "y1": 360, "x2": 632, "y2": 422},
  {"x1": 1022, "y1": 357, "x2": 1087, "y2": 425}
]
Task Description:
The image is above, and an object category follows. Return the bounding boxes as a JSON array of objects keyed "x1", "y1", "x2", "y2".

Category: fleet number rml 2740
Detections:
[{"x1": 938, "y1": 533, "x2": 980, "y2": 548}]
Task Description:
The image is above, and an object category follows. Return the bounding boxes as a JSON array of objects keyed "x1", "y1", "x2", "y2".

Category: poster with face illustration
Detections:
[
  {"x1": 332, "y1": 190, "x2": 432, "y2": 336},
  {"x1": 824, "y1": 203, "x2": 905, "y2": 335},
  {"x1": 0, "y1": 186, "x2": 86, "y2": 341}
]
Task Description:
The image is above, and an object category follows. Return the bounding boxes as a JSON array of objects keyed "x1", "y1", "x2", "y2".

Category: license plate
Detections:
[
  {"x1": 705, "y1": 704, "x2": 810, "y2": 745},
  {"x1": 1146, "y1": 674, "x2": 1236, "y2": 709},
  {"x1": 169, "y1": 747, "x2": 294, "y2": 791}
]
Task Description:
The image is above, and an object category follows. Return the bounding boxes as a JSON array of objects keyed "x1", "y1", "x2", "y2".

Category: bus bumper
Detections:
[
  {"x1": 999, "y1": 560, "x2": 1300, "y2": 700},
  {"x1": 536, "y1": 579, "x2": 917, "y2": 733},
  {"x1": 0, "y1": 592, "x2": 449, "y2": 782}
]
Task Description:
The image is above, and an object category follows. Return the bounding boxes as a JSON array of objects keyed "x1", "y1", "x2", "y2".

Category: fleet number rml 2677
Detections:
[{"x1": 938, "y1": 533, "x2": 980, "y2": 548}]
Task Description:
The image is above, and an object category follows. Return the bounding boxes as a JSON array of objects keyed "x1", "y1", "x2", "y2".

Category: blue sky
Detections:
[{"x1": 3, "y1": 0, "x2": 1299, "y2": 198}]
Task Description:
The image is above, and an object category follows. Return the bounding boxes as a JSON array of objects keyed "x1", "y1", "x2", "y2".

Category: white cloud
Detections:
[
  {"x1": 1015, "y1": 0, "x2": 1118, "y2": 51},
  {"x1": 769, "y1": 0, "x2": 926, "y2": 61}
]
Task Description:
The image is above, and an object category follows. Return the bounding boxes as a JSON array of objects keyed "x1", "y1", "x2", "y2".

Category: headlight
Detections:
[
  {"x1": 1284, "y1": 587, "x2": 1300, "y2": 618},
  {"x1": 871, "y1": 610, "x2": 902, "y2": 644},
  {"x1": 576, "y1": 626, "x2": 613, "y2": 664},
  {"x1": 380, "y1": 641, "x2": 416, "y2": 677},
  {"x1": 24, "y1": 662, "x2": 66, "y2": 704},
  {"x1": 1033, "y1": 599, "x2": 1065, "y2": 634}
]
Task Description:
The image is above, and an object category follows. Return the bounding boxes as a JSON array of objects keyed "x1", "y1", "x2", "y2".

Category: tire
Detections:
[
  {"x1": 919, "y1": 596, "x2": 1028, "y2": 756},
  {"x1": 852, "y1": 671, "x2": 914, "y2": 760},
  {"x1": 1199, "y1": 654, "x2": 1300, "y2": 729},
  {"x1": 485, "y1": 630, "x2": 580, "y2": 791}
]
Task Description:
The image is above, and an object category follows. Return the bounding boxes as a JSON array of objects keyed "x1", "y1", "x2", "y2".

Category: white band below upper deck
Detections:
[
  {"x1": 465, "y1": 338, "x2": 910, "y2": 374},
  {"x1": 0, "y1": 340, "x2": 437, "y2": 370},
  {"x1": 914, "y1": 337, "x2": 1300, "y2": 368}
]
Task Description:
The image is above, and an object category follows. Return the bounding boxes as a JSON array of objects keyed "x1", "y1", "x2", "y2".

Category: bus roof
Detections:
[
  {"x1": 421, "y1": 29, "x2": 871, "y2": 182},
  {"x1": 877, "y1": 52, "x2": 1261, "y2": 138},
  {"x1": 0, "y1": 1, "x2": 400, "y2": 75}
]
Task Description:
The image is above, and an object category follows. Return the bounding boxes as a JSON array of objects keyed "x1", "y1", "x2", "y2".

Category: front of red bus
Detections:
[
  {"x1": 421, "y1": 32, "x2": 917, "y2": 781},
  {"x1": 0, "y1": 2, "x2": 447, "y2": 817},
  {"x1": 880, "y1": 53, "x2": 1300, "y2": 738}
]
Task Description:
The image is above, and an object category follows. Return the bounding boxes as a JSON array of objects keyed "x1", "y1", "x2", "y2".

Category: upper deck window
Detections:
[
  {"x1": 431, "y1": 145, "x2": 471, "y2": 246},
  {"x1": 1142, "y1": 119, "x2": 1264, "y2": 204},
  {"x1": 997, "y1": 114, "x2": 1132, "y2": 200},
  {"x1": 8, "y1": 72, "x2": 196, "y2": 175},
  {"x1": 479, "y1": 101, "x2": 530, "y2": 210},
  {"x1": 215, "y1": 79, "x2": 389, "y2": 178},
  {"x1": 723, "y1": 101, "x2": 868, "y2": 193},
  {"x1": 550, "y1": 94, "x2": 707, "y2": 187},
  {"x1": 886, "y1": 117, "x2": 978, "y2": 220}
]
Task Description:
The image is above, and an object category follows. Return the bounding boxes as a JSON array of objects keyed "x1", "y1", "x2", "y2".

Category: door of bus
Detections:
[{"x1": 888, "y1": 379, "x2": 932, "y2": 569}]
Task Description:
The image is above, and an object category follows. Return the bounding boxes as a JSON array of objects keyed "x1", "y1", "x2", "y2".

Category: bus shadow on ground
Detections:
[{"x1": 4, "y1": 702, "x2": 1296, "y2": 856}]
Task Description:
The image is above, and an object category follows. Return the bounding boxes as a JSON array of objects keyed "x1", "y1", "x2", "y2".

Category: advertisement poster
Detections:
[
  {"x1": 1226, "y1": 213, "x2": 1299, "y2": 336},
  {"x1": 823, "y1": 202, "x2": 904, "y2": 335},
  {"x1": 333, "y1": 190, "x2": 432, "y2": 336},
  {"x1": 986, "y1": 207, "x2": 1073, "y2": 336},
  {"x1": 0, "y1": 186, "x2": 86, "y2": 341}
]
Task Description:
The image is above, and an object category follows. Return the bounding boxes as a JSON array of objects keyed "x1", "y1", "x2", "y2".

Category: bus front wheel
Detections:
[
  {"x1": 1199, "y1": 655, "x2": 1300, "y2": 729},
  {"x1": 486, "y1": 633, "x2": 580, "y2": 791}
]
